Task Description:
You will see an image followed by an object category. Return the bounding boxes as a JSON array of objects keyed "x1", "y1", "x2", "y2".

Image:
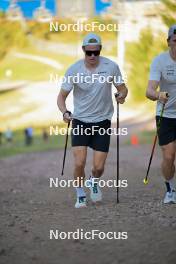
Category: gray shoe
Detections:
[
  {"x1": 164, "y1": 191, "x2": 176, "y2": 204},
  {"x1": 75, "y1": 196, "x2": 87, "y2": 208},
  {"x1": 89, "y1": 179, "x2": 102, "y2": 203},
  {"x1": 171, "y1": 190, "x2": 176, "y2": 204}
]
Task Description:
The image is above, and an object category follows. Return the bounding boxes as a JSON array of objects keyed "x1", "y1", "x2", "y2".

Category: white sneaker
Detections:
[
  {"x1": 171, "y1": 190, "x2": 176, "y2": 204},
  {"x1": 164, "y1": 191, "x2": 174, "y2": 204},
  {"x1": 75, "y1": 196, "x2": 87, "y2": 208},
  {"x1": 89, "y1": 179, "x2": 102, "y2": 203}
]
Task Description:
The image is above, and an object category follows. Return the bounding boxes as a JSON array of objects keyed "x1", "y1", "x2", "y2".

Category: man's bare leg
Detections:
[
  {"x1": 73, "y1": 146, "x2": 87, "y2": 208},
  {"x1": 161, "y1": 141, "x2": 176, "y2": 203},
  {"x1": 73, "y1": 146, "x2": 87, "y2": 183},
  {"x1": 161, "y1": 141, "x2": 176, "y2": 180},
  {"x1": 89, "y1": 151, "x2": 108, "y2": 202},
  {"x1": 92, "y1": 151, "x2": 108, "y2": 178}
]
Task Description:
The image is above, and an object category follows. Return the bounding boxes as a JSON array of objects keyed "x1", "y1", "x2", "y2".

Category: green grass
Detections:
[
  {"x1": 0, "y1": 127, "x2": 156, "y2": 158},
  {"x1": 0, "y1": 129, "x2": 70, "y2": 158},
  {"x1": 125, "y1": 130, "x2": 156, "y2": 145},
  {"x1": 0, "y1": 54, "x2": 55, "y2": 82},
  {"x1": 0, "y1": 46, "x2": 76, "y2": 82},
  {"x1": 0, "y1": 39, "x2": 116, "y2": 83},
  {"x1": 20, "y1": 46, "x2": 76, "y2": 66},
  {"x1": 0, "y1": 46, "x2": 76, "y2": 130},
  {"x1": 139, "y1": 130, "x2": 156, "y2": 144}
]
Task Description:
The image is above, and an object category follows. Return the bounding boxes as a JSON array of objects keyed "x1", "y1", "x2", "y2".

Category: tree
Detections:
[
  {"x1": 161, "y1": 0, "x2": 176, "y2": 27},
  {"x1": 125, "y1": 0, "x2": 176, "y2": 102},
  {"x1": 126, "y1": 28, "x2": 166, "y2": 102},
  {"x1": 0, "y1": 19, "x2": 28, "y2": 61}
]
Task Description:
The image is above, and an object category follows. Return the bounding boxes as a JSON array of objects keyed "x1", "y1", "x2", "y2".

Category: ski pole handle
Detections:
[
  {"x1": 158, "y1": 92, "x2": 169, "y2": 104},
  {"x1": 114, "y1": 92, "x2": 121, "y2": 99},
  {"x1": 159, "y1": 92, "x2": 169, "y2": 99}
]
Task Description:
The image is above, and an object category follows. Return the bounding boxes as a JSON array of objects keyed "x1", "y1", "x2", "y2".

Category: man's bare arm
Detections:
[
  {"x1": 146, "y1": 80, "x2": 169, "y2": 104},
  {"x1": 57, "y1": 89, "x2": 70, "y2": 114},
  {"x1": 146, "y1": 80, "x2": 160, "y2": 101},
  {"x1": 57, "y1": 89, "x2": 72, "y2": 123},
  {"x1": 116, "y1": 83, "x2": 128, "y2": 98},
  {"x1": 115, "y1": 83, "x2": 128, "y2": 104}
]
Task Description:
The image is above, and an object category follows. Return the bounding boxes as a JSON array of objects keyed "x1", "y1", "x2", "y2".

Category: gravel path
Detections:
[{"x1": 0, "y1": 137, "x2": 176, "y2": 264}]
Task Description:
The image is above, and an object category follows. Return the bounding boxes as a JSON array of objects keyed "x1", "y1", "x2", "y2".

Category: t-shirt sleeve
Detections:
[
  {"x1": 149, "y1": 57, "x2": 161, "y2": 81},
  {"x1": 61, "y1": 67, "x2": 74, "y2": 92},
  {"x1": 113, "y1": 63, "x2": 124, "y2": 86}
]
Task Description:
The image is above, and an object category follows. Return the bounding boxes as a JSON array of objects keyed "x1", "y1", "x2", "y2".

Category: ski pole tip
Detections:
[{"x1": 143, "y1": 178, "x2": 149, "y2": 185}]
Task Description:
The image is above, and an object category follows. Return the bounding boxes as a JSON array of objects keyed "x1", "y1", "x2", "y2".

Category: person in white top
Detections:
[
  {"x1": 57, "y1": 33, "x2": 128, "y2": 208},
  {"x1": 146, "y1": 25, "x2": 176, "y2": 204}
]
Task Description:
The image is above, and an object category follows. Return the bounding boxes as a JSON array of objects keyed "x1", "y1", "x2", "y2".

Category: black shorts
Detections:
[
  {"x1": 156, "y1": 116, "x2": 176, "y2": 146},
  {"x1": 71, "y1": 119, "x2": 111, "y2": 152}
]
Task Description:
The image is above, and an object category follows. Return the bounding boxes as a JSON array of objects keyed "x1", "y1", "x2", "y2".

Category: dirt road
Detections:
[{"x1": 0, "y1": 136, "x2": 176, "y2": 264}]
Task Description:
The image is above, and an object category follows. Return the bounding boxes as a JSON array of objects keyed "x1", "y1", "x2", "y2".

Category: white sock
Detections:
[
  {"x1": 89, "y1": 175, "x2": 99, "y2": 187},
  {"x1": 167, "y1": 177, "x2": 176, "y2": 191},
  {"x1": 76, "y1": 187, "x2": 86, "y2": 198},
  {"x1": 89, "y1": 175, "x2": 94, "y2": 182},
  {"x1": 90, "y1": 175, "x2": 99, "y2": 180}
]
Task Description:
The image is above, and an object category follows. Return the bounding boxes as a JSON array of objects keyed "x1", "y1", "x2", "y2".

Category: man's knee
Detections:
[
  {"x1": 163, "y1": 152, "x2": 175, "y2": 165},
  {"x1": 93, "y1": 165, "x2": 104, "y2": 176},
  {"x1": 74, "y1": 159, "x2": 86, "y2": 170}
]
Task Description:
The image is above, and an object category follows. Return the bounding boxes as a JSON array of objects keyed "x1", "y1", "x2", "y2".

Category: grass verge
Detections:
[{"x1": 0, "y1": 129, "x2": 70, "y2": 159}]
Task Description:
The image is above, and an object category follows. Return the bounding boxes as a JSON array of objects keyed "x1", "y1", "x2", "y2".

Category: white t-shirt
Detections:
[
  {"x1": 150, "y1": 51, "x2": 176, "y2": 118},
  {"x1": 61, "y1": 56, "x2": 124, "y2": 122}
]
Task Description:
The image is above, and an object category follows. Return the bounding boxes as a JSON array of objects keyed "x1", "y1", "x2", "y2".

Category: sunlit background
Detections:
[{"x1": 0, "y1": 0, "x2": 175, "y2": 156}]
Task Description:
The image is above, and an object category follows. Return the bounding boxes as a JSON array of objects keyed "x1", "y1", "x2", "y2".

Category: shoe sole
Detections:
[
  {"x1": 90, "y1": 193, "x2": 102, "y2": 203},
  {"x1": 164, "y1": 201, "x2": 176, "y2": 204},
  {"x1": 75, "y1": 204, "x2": 87, "y2": 209},
  {"x1": 91, "y1": 199, "x2": 102, "y2": 204}
]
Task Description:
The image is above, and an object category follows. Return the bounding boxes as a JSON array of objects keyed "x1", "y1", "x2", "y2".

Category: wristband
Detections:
[
  {"x1": 115, "y1": 92, "x2": 121, "y2": 98},
  {"x1": 63, "y1": 110, "x2": 71, "y2": 118},
  {"x1": 115, "y1": 92, "x2": 124, "y2": 99}
]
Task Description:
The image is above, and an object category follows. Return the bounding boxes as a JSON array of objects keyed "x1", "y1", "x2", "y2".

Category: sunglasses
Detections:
[{"x1": 85, "y1": 50, "x2": 101, "y2": 56}]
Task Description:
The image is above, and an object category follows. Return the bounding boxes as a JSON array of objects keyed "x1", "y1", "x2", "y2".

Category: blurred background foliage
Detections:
[
  {"x1": 0, "y1": 1, "x2": 175, "y2": 100},
  {"x1": 0, "y1": 0, "x2": 176, "y2": 157},
  {"x1": 126, "y1": 0, "x2": 176, "y2": 102},
  {"x1": 0, "y1": 16, "x2": 29, "y2": 61},
  {"x1": 161, "y1": 0, "x2": 176, "y2": 27},
  {"x1": 126, "y1": 29, "x2": 167, "y2": 102}
]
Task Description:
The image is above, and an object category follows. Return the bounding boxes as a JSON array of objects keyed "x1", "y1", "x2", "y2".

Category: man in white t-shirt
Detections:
[
  {"x1": 57, "y1": 33, "x2": 128, "y2": 208},
  {"x1": 146, "y1": 25, "x2": 176, "y2": 204}
]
